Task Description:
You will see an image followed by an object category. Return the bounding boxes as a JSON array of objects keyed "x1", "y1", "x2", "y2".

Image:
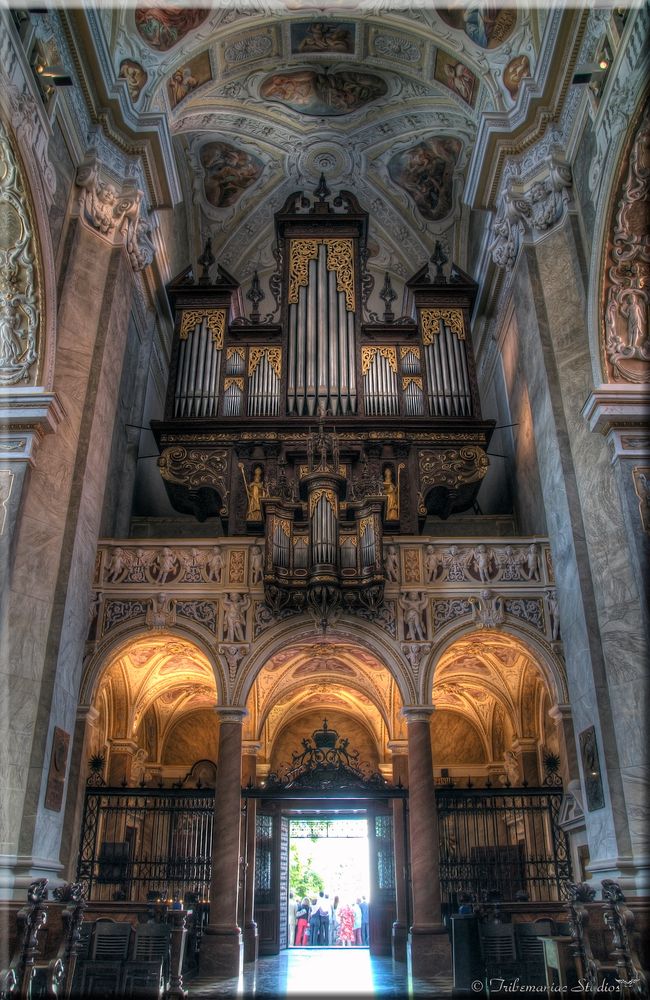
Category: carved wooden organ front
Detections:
[{"x1": 153, "y1": 182, "x2": 494, "y2": 617}]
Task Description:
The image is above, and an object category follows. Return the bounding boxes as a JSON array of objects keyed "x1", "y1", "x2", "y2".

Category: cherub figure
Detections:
[
  {"x1": 384, "y1": 544, "x2": 399, "y2": 583},
  {"x1": 206, "y1": 545, "x2": 224, "y2": 583}
]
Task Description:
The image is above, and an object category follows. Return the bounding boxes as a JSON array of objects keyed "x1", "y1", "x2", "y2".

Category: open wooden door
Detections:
[
  {"x1": 368, "y1": 806, "x2": 397, "y2": 955},
  {"x1": 253, "y1": 809, "x2": 290, "y2": 955}
]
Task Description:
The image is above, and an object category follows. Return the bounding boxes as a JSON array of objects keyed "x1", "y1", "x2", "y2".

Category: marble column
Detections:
[
  {"x1": 201, "y1": 707, "x2": 245, "y2": 979},
  {"x1": 389, "y1": 741, "x2": 409, "y2": 963},
  {"x1": 241, "y1": 741, "x2": 260, "y2": 964},
  {"x1": 512, "y1": 738, "x2": 540, "y2": 785},
  {"x1": 402, "y1": 707, "x2": 450, "y2": 978},
  {"x1": 62, "y1": 706, "x2": 99, "y2": 880},
  {"x1": 549, "y1": 704, "x2": 580, "y2": 789}
]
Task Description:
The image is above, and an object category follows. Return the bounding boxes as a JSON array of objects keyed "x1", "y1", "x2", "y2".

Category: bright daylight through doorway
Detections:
[{"x1": 289, "y1": 818, "x2": 370, "y2": 949}]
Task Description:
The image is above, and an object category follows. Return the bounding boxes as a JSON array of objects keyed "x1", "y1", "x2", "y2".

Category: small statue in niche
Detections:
[
  {"x1": 472, "y1": 544, "x2": 494, "y2": 583},
  {"x1": 206, "y1": 545, "x2": 224, "y2": 583},
  {"x1": 239, "y1": 463, "x2": 265, "y2": 521},
  {"x1": 223, "y1": 592, "x2": 250, "y2": 643},
  {"x1": 250, "y1": 545, "x2": 264, "y2": 585},
  {"x1": 399, "y1": 590, "x2": 428, "y2": 641},
  {"x1": 382, "y1": 466, "x2": 399, "y2": 521},
  {"x1": 384, "y1": 543, "x2": 399, "y2": 582},
  {"x1": 524, "y1": 542, "x2": 540, "y2": 581},
  {"x1": 547, "y1": 589, "x2": 560, "y2": 640},
  {"x1": 105, "y1": 546, "x2": 128, "y2": 582}
]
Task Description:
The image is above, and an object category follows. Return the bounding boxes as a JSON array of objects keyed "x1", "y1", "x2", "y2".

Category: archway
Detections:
[{"x1": 241, "y1": 636, "x2": 408, "y2": 960}]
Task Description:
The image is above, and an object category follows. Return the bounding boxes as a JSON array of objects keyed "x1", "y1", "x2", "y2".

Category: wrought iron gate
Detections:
[
  {"x1": 77, "y1": 786, "x2": 214, "y2": 903},
  {"x1": 436, "y1": 786, "x2": 571, "y2": 913}
]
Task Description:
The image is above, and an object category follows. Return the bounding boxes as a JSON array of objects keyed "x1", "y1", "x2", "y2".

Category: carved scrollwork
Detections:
[
  {"x1": 325, "y1": 238, "x2": 355, "y2": 312},
  {"x1": 158, "y1": 446, "x2": 229, "y2": 493},
  {"x1": 420, "y1": 308, "x2": 465, "y2": 343},
  {"x1": 288, "y1": 239, "x2": 319, "y2": 304},
  {"x1": 419, "y1": 446, "x2": 489, "y2": 490},
  {"x1": 603, "y1": 103, "x2": 650, "y2": 384},
  {"x1": 0, "y1": 119, "x2": 41, "y2": 386},
  {"x1": 179, "y1": 309, "x2": 226, "y2": 346}
]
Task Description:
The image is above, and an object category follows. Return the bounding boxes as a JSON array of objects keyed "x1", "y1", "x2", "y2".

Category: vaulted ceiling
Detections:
[{"x1": 90, "y1": 6, "x2": 544, "y2": 306}]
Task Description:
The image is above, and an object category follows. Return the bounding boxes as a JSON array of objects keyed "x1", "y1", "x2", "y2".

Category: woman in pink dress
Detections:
[{"x1": 336, "y1": 902, "x2": 355, "y2": 946}]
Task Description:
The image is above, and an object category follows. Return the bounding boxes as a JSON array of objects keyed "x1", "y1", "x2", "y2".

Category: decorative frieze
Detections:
[{"x1": 489, "y1": 154, "x2": 573, "y2": 271}]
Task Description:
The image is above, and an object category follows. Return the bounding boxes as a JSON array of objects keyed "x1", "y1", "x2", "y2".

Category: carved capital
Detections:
[
  {"x1": 490, "y1": 154, "x2": 573, "y2": 270},
  {"x1": 401, "y1": 705, "x2": 435, "y2": 724},
  {"x1": 75, "y1": 152, "x2": 155, "y2": 271}
]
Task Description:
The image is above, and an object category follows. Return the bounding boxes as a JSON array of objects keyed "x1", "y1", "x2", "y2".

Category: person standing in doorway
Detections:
[
  {"x1": 295, "y1": 897, "x2": 310, "y2": 946},
  {"x1": 330, "y1": 894, "x2": 339, "y2": 945},
  {"x1": 308, "y1": 897, "x2": 319, "y2": 946},
  {"x1": 288, "y1": 891, "x2": 297, "y2": 946},
  {"x1": 337, "y1": 902, "x2": 355, "y2": 946},
  {"x1": 360, "y1": 895, "x2": 369, "y2": 946},
  {"x1": 317, "y1": 890, "x2": 331, "y2": 945},
  {"x1": 353, "y1": 898, "x2": 363, "y2": 946}
]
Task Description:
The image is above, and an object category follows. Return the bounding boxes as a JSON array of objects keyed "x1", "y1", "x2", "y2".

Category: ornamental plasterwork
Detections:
[
  {"x1": 75, "y1": 153, "x2": 156, "y2": 271},
  {"x1": 602, "y1": 103, "x2": 650, "y2": 385},
  {"x1": 0, "y1": 119, "x2": 41, "y2": 386},
  {"x1": 489, "y1": 154, "x2": 573, "y2": 271}
]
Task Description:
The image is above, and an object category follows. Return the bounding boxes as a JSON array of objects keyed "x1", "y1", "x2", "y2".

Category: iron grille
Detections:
[
  {"x1": 436, "y1": 786, "x2": 571, "y2": 912},
  {"x1": 77, "y1": 787, "x2": 214, "y2": 903}
]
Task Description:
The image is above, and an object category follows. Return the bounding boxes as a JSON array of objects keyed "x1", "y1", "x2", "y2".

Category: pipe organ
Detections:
[{"x1": 154, "y1": 179, "x2": 494, "y2": 616}]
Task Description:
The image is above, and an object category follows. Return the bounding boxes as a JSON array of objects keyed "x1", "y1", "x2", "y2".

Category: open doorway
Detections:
[{"x1": 288, "y1": 816, "x2": 370, "y2": 949}]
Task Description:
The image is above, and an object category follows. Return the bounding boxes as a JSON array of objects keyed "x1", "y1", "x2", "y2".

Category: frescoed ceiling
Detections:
[{"x1": 90, "y1": 5, "x2": 542, "y2": 311}]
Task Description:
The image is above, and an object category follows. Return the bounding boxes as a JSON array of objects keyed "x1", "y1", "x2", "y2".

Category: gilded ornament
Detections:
[
  {"x1": 419, "y1": 446, "x2": 488, "y2": 489},
  {"x1": 420, "y1": 308, "x2": 465, "y2": 343},
  {"x1": 309, "y1": 488, "x2": 337, "y2": 517},
  {"x1": 400, "y1": 345, "x2": 420, "y2": 359},
  {"x1": 248, "y1": 346, "x2": 282, "y2": 377},
  {"x1": 227, "y1": 346, "x2": 245, "y2": 360},
  {"x1": 361, "y1": 346, "x2": 398, "y2": 375},
  {"x1": 325, "y1": 238, "x2": 355, "y2": 312},
  {"x1": 224, "y1": 377, "x2": 244, "y2": 390},
  {"x1": 402, "y1": 376, "x2": 423, "y2": 389},
  {"x1": 288, "y1": 239, "x2": 319, "y2": 304},
  {"x1": 179, "y1": 309, "x2": 226, "y2": 347}
]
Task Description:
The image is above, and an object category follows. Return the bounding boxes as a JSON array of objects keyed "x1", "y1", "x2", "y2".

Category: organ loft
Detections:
[{"x1": 155, "y1": 180, "x2": 493, "y2": 622}]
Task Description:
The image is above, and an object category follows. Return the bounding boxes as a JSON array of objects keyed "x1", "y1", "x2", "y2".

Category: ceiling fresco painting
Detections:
[
  {"x1": 134, "y1": 6, "x2": 209, "y2": 53},
  {"x1": 259, "y1": 68, "x2": 388, "y2": 116},
  {"x1": 290, "y1": 21, "x2": 356, "y2": 55},
  {"x1": 437, "y1": 7, "x2": 517, "y2": 49},
  {"x1": 102, "y1": 6, "x2": 538, "y2": 316},
  {"x1": 433, "y1": 50, "x2": 478, "y2": 108},
  {"x1": 200, "y1": 141, "x2": 264, "y2": 210},
  {"x1": 167, "y1": 50, "x2": 212, "y2": 110},
  {"x1": 119, "y1": 58, "x2": 148, "y2": 104},
  {"x1": 503, "y1": 54, "x2": 532, "y2": 101},
  {"x1": 387, "y1": 137, "x2": 462, "y2": 223}
]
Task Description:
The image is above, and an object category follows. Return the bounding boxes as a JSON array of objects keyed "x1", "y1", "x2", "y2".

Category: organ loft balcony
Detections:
[{"x1": 151, "y1": 179, "x2": 495, "y2": 540}]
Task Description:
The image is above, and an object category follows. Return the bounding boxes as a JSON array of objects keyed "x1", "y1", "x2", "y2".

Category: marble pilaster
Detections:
[
  {"x1": 389, "y1": 742, "x2": 409, "y2": 963},
  {"x1": 402, "y1": 708, "x2": 450, "y2": 978},
  {"x1": 241, "y1": 741, "x2": 260, "y2": 964},
  {"x1": 201, "y1": 707, "x2": 245, "y2": 979}
]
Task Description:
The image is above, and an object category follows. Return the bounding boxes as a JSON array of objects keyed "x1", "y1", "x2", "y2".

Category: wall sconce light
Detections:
[{"x1": 34, "y1": 62, "x2": 73, "y2": 86}]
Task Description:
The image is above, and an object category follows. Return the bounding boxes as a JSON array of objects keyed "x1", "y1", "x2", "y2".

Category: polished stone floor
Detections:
[{"x1": 189, "y1": 947, "x2": 453, "y2": 998}]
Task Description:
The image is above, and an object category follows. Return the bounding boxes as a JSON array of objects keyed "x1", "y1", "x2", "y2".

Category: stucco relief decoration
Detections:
[
  {"x1": 387, "y1": 138, "x2": 461, "y2": 223},
  {"x1": 290, "y1": 22, "x2": 355, "y2": 55},
  {"x1": 134, "y1": 6, "x2": 209, "y2": 52},
  {"x1": 119, "y1": 59, "x2": 148, "y2": 104},
  {"x1": 200, "y1": 142, "x2": 264, "y2": 210},
  {"x1": 632, "y1": 468, "x2": 650, "y2": 533},
  {"x1": 418, "y1": 446, "x2": 488, "y2": 496},
  {"x1": 0, "y1": 119, "x2": 41, "y2": 386},
  {"x1": 490, "y1": 156, "x2": 572, "y2": 271},
  {"x1": 75, "y1": 155, "x2": 154, "y2": 271},
  {"x1": 603, "y1": 104, "x2": 650, "y2": 384}
]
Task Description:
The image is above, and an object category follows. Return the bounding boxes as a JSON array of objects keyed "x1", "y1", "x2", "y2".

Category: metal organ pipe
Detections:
[
  {"x1": 328, "y1": 268, "x2": 339, "y2": 415},
  {"x1": 306, "y1": 259, "x2": 318, "y2": 415},
  {"x1": 317, "y1": 244, "x2": 328, "y2": 413},
  {"x1": 347, "y1": 310, "x2": 356, "y2": 413},
  {"x1": 338, "y1": 289, "x2": 349, "y2": 414}
]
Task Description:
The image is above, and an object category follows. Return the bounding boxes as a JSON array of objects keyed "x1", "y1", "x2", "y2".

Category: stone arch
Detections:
[
  {"x1": 587, "y1": 91, "x2": 650, "y2": 385},
  {"x1": 233, "y1": 612, "x2": 417, "y2": 706},
  {"x1": 421, "y1": 621, "x2": 569, "y2": 707},
  {"x1": 80, "y1": 624, "x2": 227, "y2": 708},
  {"x1": 268, "y1": 709, "x2": 381, "y2": 775},
  {"x1": 0, "y1": 108, "x2": 58, "y2": 390}
]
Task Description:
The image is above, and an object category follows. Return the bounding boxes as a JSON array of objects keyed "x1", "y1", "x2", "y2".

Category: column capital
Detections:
[
  {"x1": 215, "y1": 706, "x2": 247, "y2": 723},
  {"x1": 582, "y1": 385, "x2": 650, "y2": 460},
  {"x1": 241, "y1": 741, "x2": 261, "y2": 756},
  {"x1": 108, "y1": 738, "x2": 139, "y2": 754},
  {"x1": 548, "y1": 703, "x2": 573, "y2": 722},
  {"x1": 401, "y1": 705, "x2": 435, "y2": 723},
  {"x1": 512, "y1": 737, "x2": 538, "y2": 753},
  {"x1": 0, "y1": 389, "x2": 65, "y2": 464},
  {"x1": 77, "y1": 705, "x2": 100, "y2": 726},
  {"x1": 387, "y1": 740, "x2": 409, "y2": 755}
]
